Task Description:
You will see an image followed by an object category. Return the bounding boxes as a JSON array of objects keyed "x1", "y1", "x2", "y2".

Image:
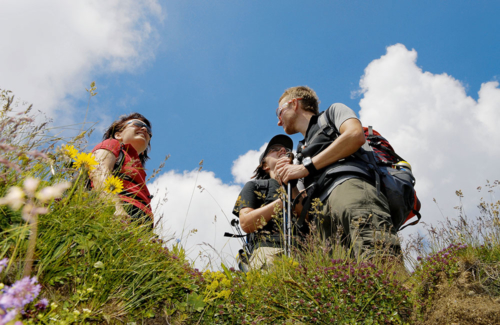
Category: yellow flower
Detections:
[
  {"x1": 221, "y1": 278, "x2": 231, "y2": 287},
  {"x1": 103, "y1": 175, "x2": 124, "y2": 194},
  {"x1": 73, "y1": 152, "x2": 98, "y2": 171},
  {"x1": 208, "y1": 280, "x2": 219, "y2": 291},
  {"x1": 63, "y1": 145, "x2": 79, "y2": 159},
  {"x1": 217, "y1": 289, "x2": 231, "y2": 300},
  {"x1": 214, "y1": 271, "x2": 226, "y2": 281}
]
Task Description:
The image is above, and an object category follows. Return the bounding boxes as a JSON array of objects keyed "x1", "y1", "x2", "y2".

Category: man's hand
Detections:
[{"x1": 275, "y1": 156, "x2": 309, "y2": 185}]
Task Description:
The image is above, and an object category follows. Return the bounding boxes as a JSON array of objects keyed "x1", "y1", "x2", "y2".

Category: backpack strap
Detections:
[
  {"x1": 324, "y1": 113, "x2": 382, "y2": 196},
  {"x1": 113, "y1": 146, "x2": 126, "y2": 173},
  {"x1": 254, "y1": 179, "x2": 270, "y2": 197}
]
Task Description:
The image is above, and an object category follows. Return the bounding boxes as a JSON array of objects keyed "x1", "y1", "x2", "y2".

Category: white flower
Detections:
[
  {"x1": 0, "y1": 186, "x2": 25, "y2": 210},
  {"x1": 73, "y1": 309, "x2": 80, "y2": 316},
  {"x1": 35, "y1": 182, "x2": 71, "y2": 203},
  {"x1": 93, "y1": 261, "x2": 104, "y2": 269},
  {"x1": 23, "y1": 177, "x2": 40, "y2": 196},
  {"x1": 22, "y1": 203, "x2": 49, "y2": 221},
  {"x1": 82, "y1": 308, "x2": 91, "y2": 314}
]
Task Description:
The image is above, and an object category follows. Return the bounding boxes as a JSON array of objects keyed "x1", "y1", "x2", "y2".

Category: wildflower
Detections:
[
  {"x1": 0, "y1": 258, "x2": 8, "y2": 273},
  {"x1": 0, "y1": 187, "x2": 25, "y2": 210},
  {"x1": 35, "y1": 298, "x2": 49, "y2": 310},
  {"x1": 73, "y1": 309, "x2": 80, "y2": 316},
  {"x1": 86, "y1": 288, "x2": 93, "y2": 293},
  {"x1": 50, "y1": 302, "x2": 58, "y2": 309},
  {"x1": 73, "y1": 152, "x2": 98, "y2": 171},
  {"x1": 208, "y1": 280, "x2": 219, "y2": 291},
  {"x1": 82, "y1": 308, "x2": 91, "y2": 314},
  {"x1": 62, "y1": 145, "x2": 79, "y2": 159},
  {"x1": 217, "y1": 290, "x2": 231, "y2": 299},
  {"x1": 221, "y1": 278, "x2": 231, "y2": 287},
  {"x1": 23, "y1": 178, "x2": 40, "y2": 196},
  {"x1": 103, "y1": 175, "x2": 124, "y2": 194},
  {"x1": 35, "y1": 182, "x2": 71, "y2": 203},
  {"x1": 1, "y1": 310, "x2": 17, "y2": 324},
  {"x1": 93, "y1": 261, "x2": 104, "y2": 269},
  {"x1": 0, "y1": 276, "x2": 41, "y2": 310},
  {"x1": 22, "y1": 204, "x2": 48, "y2": 222}
]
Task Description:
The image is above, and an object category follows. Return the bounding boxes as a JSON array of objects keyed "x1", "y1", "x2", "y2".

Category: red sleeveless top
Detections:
[{"x1": 92, "y1": 139, "x2": 153, "y2": 219}]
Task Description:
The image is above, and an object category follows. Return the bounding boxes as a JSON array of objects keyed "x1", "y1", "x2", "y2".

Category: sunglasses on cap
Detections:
[
  {"x1": 125, "y1": 120, "x2": 153, "y2": 138},
  {"x1": 266, "y1": 145, "x2": 292, "y2": 155}
]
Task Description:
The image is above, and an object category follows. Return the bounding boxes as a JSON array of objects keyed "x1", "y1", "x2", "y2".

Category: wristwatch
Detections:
[{"x1": 302, "y1": 157, "x2": 317, "y2": 174}]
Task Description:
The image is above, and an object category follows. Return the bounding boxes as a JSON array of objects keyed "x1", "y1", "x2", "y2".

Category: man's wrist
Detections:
[{"x1": 302, "y1": 157, "x2": 317, "y2": 174}]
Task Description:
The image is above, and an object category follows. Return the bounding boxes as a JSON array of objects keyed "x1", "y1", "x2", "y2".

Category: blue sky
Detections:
[
  {"x1": 1, "y1": 0, "x2": 499, "y2": 269},
  {"x1": 87, "y1": 1, "x2": 499, "y2": 184}
]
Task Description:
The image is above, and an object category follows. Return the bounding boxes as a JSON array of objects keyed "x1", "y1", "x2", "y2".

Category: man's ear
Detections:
[{"x1": 293, "y1": 98, "x2": 301, "y2": 112}]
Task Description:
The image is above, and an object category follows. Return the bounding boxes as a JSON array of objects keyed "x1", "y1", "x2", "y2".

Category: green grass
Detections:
[{"x1": 0, "y1": 89, "x2": 499, "y2": 324}]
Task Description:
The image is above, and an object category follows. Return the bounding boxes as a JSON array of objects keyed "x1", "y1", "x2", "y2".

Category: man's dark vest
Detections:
[{"x1": 296, "y1": 111, "x2": 376, "y2": 196}]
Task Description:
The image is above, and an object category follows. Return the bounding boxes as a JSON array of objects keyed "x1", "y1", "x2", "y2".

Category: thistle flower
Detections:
[
  {"x1": 103, "y1": 175, "x2": 124, "y2": 194},
  {"x1": 0, "y1": 186, "x2": 25, "y2": 210},
  {"x1": 73, "y1": 152, "x2": 98, "y2": 171},
  {"x1": 62, "y1": 145, "x2": 79, "y2": 159}
]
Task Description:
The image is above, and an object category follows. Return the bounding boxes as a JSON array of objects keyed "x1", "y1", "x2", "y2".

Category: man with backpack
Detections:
[{"x1": 274, "y1": 86, "x2": 401, "y2": 258}]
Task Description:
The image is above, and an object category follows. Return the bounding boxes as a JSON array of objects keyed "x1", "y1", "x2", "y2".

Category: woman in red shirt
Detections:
[{"x1": 90, "y1": 113, "x2": 154, "y2": 224}]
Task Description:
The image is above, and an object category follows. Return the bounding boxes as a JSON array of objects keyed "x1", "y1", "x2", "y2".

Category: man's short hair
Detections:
[{"x1": 279, "y1": 86, "x2": 320, "y2": 115}]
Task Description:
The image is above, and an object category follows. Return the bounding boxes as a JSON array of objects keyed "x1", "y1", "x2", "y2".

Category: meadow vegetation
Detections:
[{"x1": 0, "y1": 89, "x2": 499, "y2": 324}]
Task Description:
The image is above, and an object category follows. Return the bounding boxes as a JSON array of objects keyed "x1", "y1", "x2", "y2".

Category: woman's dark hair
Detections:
[
  {"x1": 102, "y1": 113, "x2": 152, "y2": 166},
  {"x1": 251, "y1": 159, "x2": 270, "y2": 180}
]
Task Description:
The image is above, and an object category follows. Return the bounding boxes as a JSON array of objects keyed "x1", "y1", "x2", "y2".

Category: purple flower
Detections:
[
  {"x1": 0, "y1": 259, "x2": 8, "y2": 274},
  {"x1": 0, "y1": 309, "x2": 18, "y2": 324},
  {"x1": 0, "y1": 276, "x2": 41, "y2": 310},
  {"x1": 35, "y1": 298, "x2": 49, "y2": 310}
]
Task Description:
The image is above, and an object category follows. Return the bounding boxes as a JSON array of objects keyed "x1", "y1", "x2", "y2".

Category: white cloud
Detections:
[
  {"x1": 231, "y1": 143, "x2": 267, "y2": 184},
  {"x1": 0, "y1": 0, "x2": 163, "y2": 120},
  {"x1": 357, "y1": 44, "x2": 500, "y2": 236},
  {"x1": 149, "y1": 169, "x2": 243, "y2": 270}
]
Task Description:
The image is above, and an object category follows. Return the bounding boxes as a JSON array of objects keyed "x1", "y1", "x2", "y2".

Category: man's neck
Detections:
[{"x1": 297, "y1": 111, "x2": 315, "y2": 137}]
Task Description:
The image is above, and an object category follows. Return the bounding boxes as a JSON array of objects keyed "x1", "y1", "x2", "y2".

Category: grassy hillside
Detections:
[{"x1": 0, "y1": 90, "x2": 499, "y2": 324}]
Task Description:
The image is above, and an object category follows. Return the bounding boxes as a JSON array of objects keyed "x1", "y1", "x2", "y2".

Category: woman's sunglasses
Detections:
[{"x1": 125, "y1": 120, "x2": 153, "y2": 138}]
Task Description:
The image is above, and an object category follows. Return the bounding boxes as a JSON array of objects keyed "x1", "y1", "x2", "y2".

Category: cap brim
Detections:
[{"x1": 259, "y1": 134, "x2": 294, "y2": 163}]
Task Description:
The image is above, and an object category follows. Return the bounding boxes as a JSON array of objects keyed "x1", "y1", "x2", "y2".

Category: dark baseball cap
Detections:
[{"x1": 258, "y1": 134, "x2": 294, "y2": 164}]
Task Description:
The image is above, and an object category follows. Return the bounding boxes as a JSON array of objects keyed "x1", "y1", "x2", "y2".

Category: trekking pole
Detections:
[
  {"x1": 230, "y1": 219, "x2": 251, "y2": 257},
  {"x1": 282, "y1": 152, "x2": 294, "y2": 258},
  {"x1": 287, "y1": 181, "x2": 292, "y2": 257},
  {"x1": 282, "y1": 188, "x2": 288, "y2": 257}
]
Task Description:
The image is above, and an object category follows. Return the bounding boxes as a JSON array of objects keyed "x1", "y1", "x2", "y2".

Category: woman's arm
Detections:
[
  {"x1": 239, "y1": 198, "x2": 282, "y2": 234},
  {"x1": 90, "y1": 149, "x2": 129, "y2": 217}
]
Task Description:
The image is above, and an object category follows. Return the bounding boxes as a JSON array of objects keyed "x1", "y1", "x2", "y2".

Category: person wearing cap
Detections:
[
  {"x1": 274, "y1": 86, "x2": 400, "y2": 259},
  {"x1": 232, "y1": 134, "x2": 301, "y2": 270}
]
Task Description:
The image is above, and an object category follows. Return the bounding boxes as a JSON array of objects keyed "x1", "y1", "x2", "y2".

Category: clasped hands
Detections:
[{"x1": 274, "y1": 156, "x2": 309, "y2": 186}]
